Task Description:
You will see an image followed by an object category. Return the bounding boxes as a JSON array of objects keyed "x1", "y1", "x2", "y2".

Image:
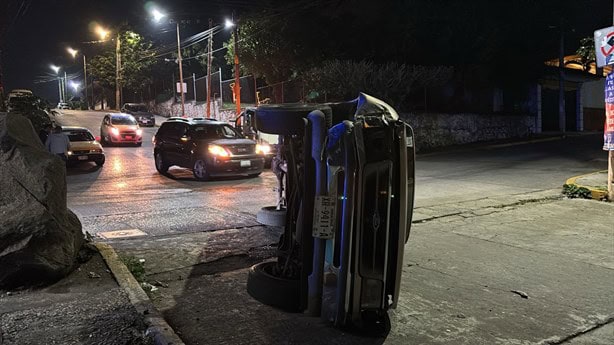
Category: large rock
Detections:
[{"x1": 0, "y1": 113, "x2": 84, "y2": 289}]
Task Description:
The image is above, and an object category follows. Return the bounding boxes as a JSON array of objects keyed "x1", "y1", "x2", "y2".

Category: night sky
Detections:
[
  {"x1": 1, "y1": 0, "x2": 613, "y2": 103},
  {"x1": 1, "y1": 0, "x2": 246, "y2": 102}
]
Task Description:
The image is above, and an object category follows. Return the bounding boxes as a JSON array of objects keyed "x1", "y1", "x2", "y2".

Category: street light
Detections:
[
  {"x1": 70, "y1": 81, "x2": 80, "y2": 92},
  {"x1": 67, "y1": 47, "x2": 89, "y2": 109},
  {"x1": 150, "y1": 7, "x2": 186, "y2": 117},
  {"x1": 50, "y1": 64, "x2": 63, "y2": 103},
  {"x1": 95, "y1": 26, "x2": 109, "y2": 41}
]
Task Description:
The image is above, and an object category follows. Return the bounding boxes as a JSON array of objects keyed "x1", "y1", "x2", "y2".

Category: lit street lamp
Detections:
[
  {"x1": 50, "y1": 64, "x2": 63, "y2": 103},
  {"x1": 66, "y1": 47, "x2": 89, "y2": 109},
  {"x1": 70, "y1": 81, "x2": 81, "y2": 92},
  {"x1": 151, "y1": 7, "x2": 186, "y2": 117}
]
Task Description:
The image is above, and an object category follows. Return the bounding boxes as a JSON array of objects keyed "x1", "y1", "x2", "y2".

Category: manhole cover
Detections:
[{"x1": 98, "y1": 229, "x2": 147, "y2": 239}]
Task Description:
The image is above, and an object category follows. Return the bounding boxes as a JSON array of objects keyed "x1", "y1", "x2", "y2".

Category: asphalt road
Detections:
[
  {"x1": 57, "y1": 109, "x2": 277, "y2": 238},
  {"x1": 57, "y1": 109, "x2": 608, "y2": 238},
  {"x1": 56, "y1": 109, "x2": 612, "y2": 344}
]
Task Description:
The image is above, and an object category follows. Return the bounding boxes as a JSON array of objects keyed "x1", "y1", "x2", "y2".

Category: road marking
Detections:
[{"x1": 98, "y1": 229, "x2": 148, "y2": 239}]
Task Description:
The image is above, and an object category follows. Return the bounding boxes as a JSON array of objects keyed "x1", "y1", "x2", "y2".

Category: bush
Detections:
[
  {"x1": 8, "y1": 95, "x2": 54, "y2": 132},
  {"x1": 155, "y1": 90, "x2": 173, "y2": 104},
  {"x1": 562, "y1": 184, "x2": 592, "y2": 199},
  {"x1": 303, "y1": 60, "x2": 453, "y2": 109}
]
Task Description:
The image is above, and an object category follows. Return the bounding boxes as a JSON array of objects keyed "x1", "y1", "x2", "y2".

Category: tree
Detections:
[
  {"x1": 576, "y1": 37, "x2": 596, "y2": 72},
  {"x1": 88, "y1": 30, "x2": 156, "y2": 105}
]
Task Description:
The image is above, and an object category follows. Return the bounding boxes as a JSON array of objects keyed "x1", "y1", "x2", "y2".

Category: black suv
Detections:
[{"x1": 153, "y1": 118, "x2": 265, "y2": 180}]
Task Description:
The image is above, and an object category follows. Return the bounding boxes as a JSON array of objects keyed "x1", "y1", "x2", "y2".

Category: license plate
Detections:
[
  {"x1": 313, "y1": 195, "x2": 337, "y2": 239},
  {"x1": 78, "y1": 155, "x2": 88, "y2": 161},
  {"x1": 240, "y1": 160, "x2": 251, "y2": 167},
  {"x1": 125, "y1": 135, "x2": 132, "y2": 140}
]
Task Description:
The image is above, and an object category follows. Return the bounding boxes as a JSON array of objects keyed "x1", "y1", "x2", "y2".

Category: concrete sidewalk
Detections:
[
  {"x1": 0, "y1": 251, "x2": 153, "y2": 345},
  {"x1": 565, "y1": 170, "x2": 610, "y2": 200},
  {"x1": 106, "y1": 188, "x2": 613, "y2": 345}
]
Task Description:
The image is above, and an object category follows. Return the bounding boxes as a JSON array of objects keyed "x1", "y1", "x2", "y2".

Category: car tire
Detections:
[
  {"x1": 256, "y1": 206, "x2": 286, "y2": 227},
  {"x1": 254, "y1": 104, "x2": 331, "y2": 135},
  {"x1": 95, "y1": 157, "x2": 105, "y2": 167},
  {"x1": 154, "y1": 152, "x2": 169, "y2": 174},
  {"x1": 192, "y1": 159, "x2": 209, "y2": 181},
  {"x1": 100, "y1": 133, "x2": 107, "y2": 146},
  {"x1": 246, "y1": 262, "x2": 301, "y2": 312},
  {"x1": 136, "y1": 142, "x2": 142, "y2": 147}
]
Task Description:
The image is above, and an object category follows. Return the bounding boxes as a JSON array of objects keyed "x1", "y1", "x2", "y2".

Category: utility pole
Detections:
[
  {"x1": 233, "y1": 14, "x2": 241, "y2": 118},
  {"x1": 206, "y1": 18, "x2": 213, "y2": 117},
  {"x1": 115, "y1": 32, "x2": 121, "y2": 110},
  {"x1": 83, "y1": 55, "x2": 89, "y2": 109},
  {"x1": 176, "y1": 22, "x2": 186, "y2": 117},
  {"x1": 64, "y1": 71, "x2": 68, "y2": 102}
]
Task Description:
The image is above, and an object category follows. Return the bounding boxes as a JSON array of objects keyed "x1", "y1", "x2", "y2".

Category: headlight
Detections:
[
  {"x1": 136, "y1": 129, "x2": 143, "y2": 136},
  {"x1": 256, "y1": 143, "x2": 271, "y2": 155},
  {"x1": 90, "y1": 149, "x2": 103, "y2": 153},
  {"x1": 67, "y1": 151, "x2": 73, "y2": 156},
  {"x1": 110, "y1": 127, "x2": 120, "y2": 136},
  {"x1": 208, "y1": 144, "x2": 230, "y2": 157}
]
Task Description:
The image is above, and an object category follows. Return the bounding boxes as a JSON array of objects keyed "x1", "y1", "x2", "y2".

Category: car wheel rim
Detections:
[{"x1": 194, "y1": 160, "x2": 206, "y2": 178}]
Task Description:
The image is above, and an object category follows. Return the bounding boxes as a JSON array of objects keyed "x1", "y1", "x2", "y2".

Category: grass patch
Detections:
[
  {"x1": 120, "y1": 255, "x2": 146, "y2": 282},
  {"x1": 562, "y1": 184, "x2": 592, "y2": 199}
]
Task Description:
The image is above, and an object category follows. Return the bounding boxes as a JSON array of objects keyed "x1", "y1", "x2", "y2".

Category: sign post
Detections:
[{"x1": 595, "y1": 26, "x2": 614, "y2": 201}]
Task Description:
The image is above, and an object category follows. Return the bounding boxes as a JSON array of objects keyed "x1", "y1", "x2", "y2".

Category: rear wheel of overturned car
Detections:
[
  {"x1": 256, "y1": 206, "x2": 286, "y2": 227},
  {"x1": 154, "y1": 152, "x2": 169, "y2": 174},
  {"x1": 246, "y1": 262, "x2": 301, "y2": 312},
  {"x1": 192, "y1": 159, "x2": 209, "y2": 181}
]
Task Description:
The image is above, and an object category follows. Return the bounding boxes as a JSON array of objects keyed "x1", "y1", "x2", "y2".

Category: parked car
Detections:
[
  {"x1": 62, "y1": 126, "x2": 105, "y2": 166},
  {"x1": 121, "y1": 103, "x2": 156, "y2": 127},
  {"x1": 57, "y1": 102, "x2": 70, "y2": 110},
  {"x1": 152, "y1": 118, "x2": 265, "y2": 180},
  {"x1": 99, "y1": 113, "x2": 143, "y2": 146}
]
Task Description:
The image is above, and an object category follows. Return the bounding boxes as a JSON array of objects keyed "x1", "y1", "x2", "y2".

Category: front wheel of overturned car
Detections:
[
  {"x1": 247, "y1": 262, "x2": 301, "y2": 312},
  {"x1": 154, "y1": 152, "x2": 169, "y2": 174},
  {"x1": 192, "y1": 159, "x2": 209, "y2": 181}
]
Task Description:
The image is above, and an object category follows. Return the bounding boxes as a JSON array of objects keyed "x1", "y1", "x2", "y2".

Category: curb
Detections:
[
  {"x1": 417, "y1": 135, "x2": 567, "y2": 157},
  {"x1": 95, "y1": 242, "x2": 185, "y2": 345},
  {"x1": 564, "y1": 170, "x2": 608, "y2": 200}
]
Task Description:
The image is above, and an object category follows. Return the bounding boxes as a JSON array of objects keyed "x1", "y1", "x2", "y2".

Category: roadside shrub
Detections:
[
  {"x1": 562, "y1": 184, "x2": 592, "y2": 199},
  {"x1": 120, "y1": 255, "x2": 146, "y2": 282},
  {"x1": 155, "y1": 90, "x2": 173, "y2": 104},
  {"x1": 8, "y1": 95, "x2": 53, "y2": 132}
]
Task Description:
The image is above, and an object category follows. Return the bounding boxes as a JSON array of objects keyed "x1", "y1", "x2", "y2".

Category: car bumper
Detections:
[
  {"x1": 67, "y1": 153, "x2": 105, "y2": 162},
  {"x1": 109, "y1": 135, "x2": 142, "y2": 144},
  {"x1": 208, "y1": 156, "x2": 265, "y2": 176}
]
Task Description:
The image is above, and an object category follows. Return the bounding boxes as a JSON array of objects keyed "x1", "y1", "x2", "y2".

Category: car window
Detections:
[
  {"x1": 65, "y1": 130, "x2": 95, "y2": 142},
  {"x1": 191, "y1": 124, "x2": 239, "y2": 139},
  {"x1": 111, "y1": 116, "x2": 137, "y2": 125},
  {"x1": 157, "y1": 123, "x2": 171, "y2": 137}
]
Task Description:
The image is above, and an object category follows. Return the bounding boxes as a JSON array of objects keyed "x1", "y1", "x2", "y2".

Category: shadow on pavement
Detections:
[{"x1": 158, "y1": 250, "x2": 389, "y2": 345}]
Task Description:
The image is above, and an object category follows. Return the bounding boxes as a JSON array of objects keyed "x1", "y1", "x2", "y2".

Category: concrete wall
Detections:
[
  {"x1": 400, "y1": 112, "x2": 536, "y2": 152},
  {"x1": 582, "y1": 79, "x2": 605, "y2": 109},
  {"x1": 148, "y1": 99, "x2": 237, "y2": 123},
  {"x1": 149, "y1": 99, "x2": 536, "y2": 152}
]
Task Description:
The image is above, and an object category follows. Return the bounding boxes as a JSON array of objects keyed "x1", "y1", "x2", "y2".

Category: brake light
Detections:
[
  {"x1": 208, "y1": 144, "x2": 230, "y2": 157},
  {"x1": 110, "y1": 127, "x2": 120, "y2": 136}
]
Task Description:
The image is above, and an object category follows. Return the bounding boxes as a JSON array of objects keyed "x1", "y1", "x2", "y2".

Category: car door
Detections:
[
  {"x1": 100, "y1": 115, "x2": 110, "y2": 137},
  {"x1": 163, "y1": 123, "x2": 187, "y2": 167}
]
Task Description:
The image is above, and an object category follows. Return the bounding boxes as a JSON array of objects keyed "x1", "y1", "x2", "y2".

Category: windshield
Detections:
[
  {"x1": 65, "y1": 130, "x2": 95, "y2": 142},
  {"x1": 191, "y1": 124, "x2": 240, "y2": 140},
  {"x1": 126, "y1": 104, "x2": 148, "y2": 112},
  {"x1": 111, "y1": 116, "x2": 137, "y2": 125}
]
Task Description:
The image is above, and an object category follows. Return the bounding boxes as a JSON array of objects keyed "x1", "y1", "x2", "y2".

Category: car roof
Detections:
[
  {"x1": 61, "y1": 126, "x2": 92, "y2": 132},
  {"x1": 107, "y1": 112, "x2": 135, "y2": 118},
  {"x1": 165, "y1": 117, "x2": 224, "y2": 125}
]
